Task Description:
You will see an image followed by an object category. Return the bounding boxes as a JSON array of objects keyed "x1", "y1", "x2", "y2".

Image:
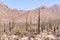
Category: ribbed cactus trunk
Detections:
[
  {"x1": 9, "y1": 21, "x2": 14, "y2": 32},
  {"x1": 30, "y1": 15, "x2": 32, "y2": 30},
  {"x1": 37, "y1": 8, "x2": 40, "y2": 34},
  {"x1": 4, "y1": 24, "x2": 5, "y2": 32},
  {"x1": 28, "y1": 30, "x2": 32, "y2": 40},
  {"x1": 41, "y1": 24, "x2": 45, "y2": 32},
  {"x1": 48, "y1": 17, "x2": 52, "y2": 31},
  {"x1": 57, "y1": 26, "x2": 59, "y2": 31},
  {"x1": 28, "y1": 15, "x2": 32, "y2": 40},
  {"x1": 9, "y1": 21, "x2": 11, "y2": 32},
  {"x1": 54, "y1": 26, "x2": 56, "y2": 33},
  {"x1": 26, "y1": 15, "x2": 28, "y2": 31}
]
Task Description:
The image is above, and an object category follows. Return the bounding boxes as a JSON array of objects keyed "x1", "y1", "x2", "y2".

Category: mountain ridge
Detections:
[{"x1": 0, "y1": 2, "x2": 60, "y2": 25}]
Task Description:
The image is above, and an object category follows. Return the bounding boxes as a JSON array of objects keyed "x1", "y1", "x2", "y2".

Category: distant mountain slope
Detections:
[{"x1": 0, "y1": 2, "x2": 60, "y2": 25}]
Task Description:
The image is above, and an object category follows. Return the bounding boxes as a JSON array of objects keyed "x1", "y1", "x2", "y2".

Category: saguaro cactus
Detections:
[
  {"x1": 30, "y1": 15, "x2": 32, "y2": 30},
  {"x1": 56, "y1": 25, "x2": 59, "y2": 31},
  {"x1": 48, "y1": 17, "x2": 52, "y2": 30},
  {"x1": 41, "y1": 23, "x2": 45, "y2": 32},
  {"x1": 25, "y1": 15, "x2": 28, "y2": 31},
  {"x1": 28, "y1": 13, "x2": 32, "y2": 40},
  {"x1": 54, "y1": 26, "x2": 56, "y2": 33},
  {"x1": 9, "y1": 21, "x2": 14, "y2": 32},
  {"x1": 4, "y1": 24, "x2": 5, "y2": 32},
  {"x1": 9, "y1": 21, "x2": 11, "y2": 32},
  {"x1": 37, "y1": 8, "x2": 40, "y2": 34}
]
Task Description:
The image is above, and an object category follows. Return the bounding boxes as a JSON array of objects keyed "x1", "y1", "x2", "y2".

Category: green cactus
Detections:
[
  {"x1": 37, "y1": 8, "x2": 40, "y2": 34},
  {"x1": 25, "y1": 15, "x2": 28, "y2": 31}
]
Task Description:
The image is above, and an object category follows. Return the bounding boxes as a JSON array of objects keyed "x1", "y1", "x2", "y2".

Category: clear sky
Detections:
[{"x1": 0, "y1": 0, "x2": 60, "y2": 10}]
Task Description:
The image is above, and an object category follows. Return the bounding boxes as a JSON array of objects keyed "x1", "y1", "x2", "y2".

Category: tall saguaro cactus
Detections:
[
  {"x1": 54, "y1": 26, "x2": 56, "y2": 33},
  {"x1": 25, "y1": 15, "x2": 28, "y2": 31},
  {"x1": 28, "y1": 13, "x2": 32, "y2": 40},
  {"x1": 9, "y1": 21, "x2": 14, "y2": 32},
  {"x1": 48, "y1": 17, "x2": 52, "y2": 31},
  {"x1": 4, "y1": 24, "x2": 5, "y2": 32},
  {"x1": 37, "y1": 8, "x2": 40, "y2": 34},
  {"x1": 30, "y1": 15, "x2": 32, "y2": 30},
  {"x1": 9, "y1": 21, "x2": 11, "y2": 32}
]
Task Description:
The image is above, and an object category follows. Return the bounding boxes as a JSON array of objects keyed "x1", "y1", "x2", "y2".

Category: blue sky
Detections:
[{"x1": 0, "y1": 0, "x2": 60, "y2": 10}]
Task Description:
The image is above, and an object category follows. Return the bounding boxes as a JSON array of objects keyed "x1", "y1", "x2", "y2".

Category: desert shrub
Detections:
[
  {"x1": 45, "y1": 37, "x2": 54, "y2": 40},
  {"x1": 1, "y1": 38, "x2": 5, "y2": 40},
  {"x1": 11, "y1": 27, "x2": 20, "y2": 35},
  {"x1": 31, "y1": 33, "x2": 36, "y2": 38},
  {"x1": 45, "y1": 37, "x2": 49, "y2": 40},
  {"x1": 21, "y1": 31, "x2": 28, "y2": 36}
]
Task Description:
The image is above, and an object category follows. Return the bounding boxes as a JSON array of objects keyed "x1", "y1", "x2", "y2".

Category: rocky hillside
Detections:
[{"x1": 0, "y1": 2, "x2": 60, "y2": 25}]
